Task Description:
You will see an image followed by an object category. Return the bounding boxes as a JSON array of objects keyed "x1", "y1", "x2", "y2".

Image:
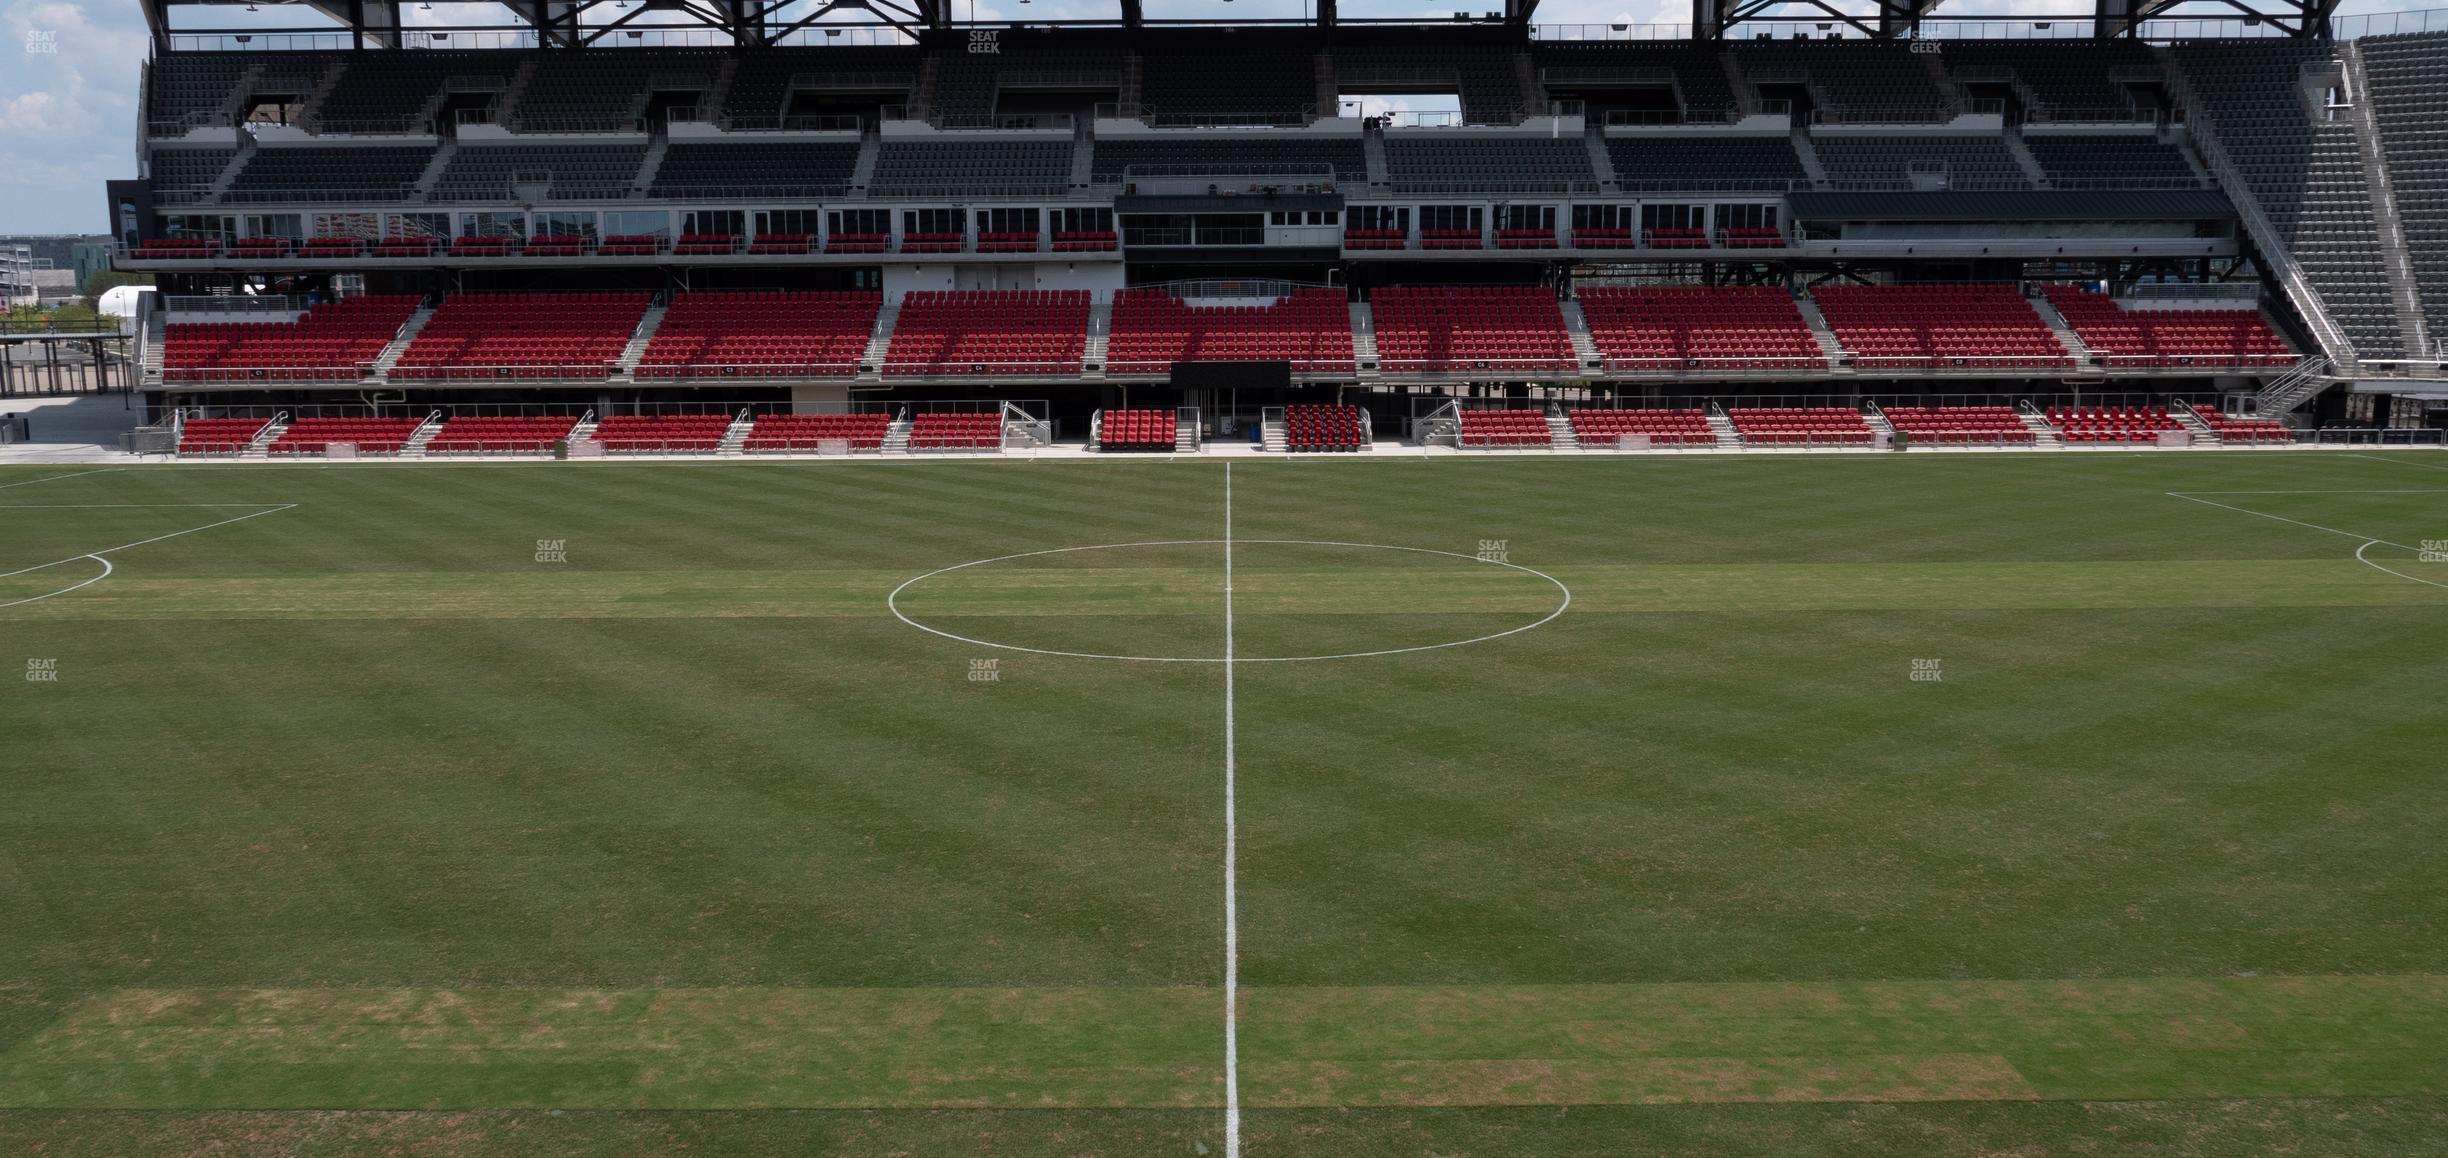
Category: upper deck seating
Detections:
[
  {"x1": 1809, "y1": 284, "x2": 2070, "y2": 370},
  {"x1": 1105, "y1": 288, "x2": 1354, "y2": 374},
  {"x1": 1370, "y1": 286, "x2": 1574, "y2": 373},
  {"x1": 1605, "y1": 136, "x2": 1806, "y2": 192},
  {"x1": 869, "y1": 140, "x2": 1073, "y2": 197},
  {"x1": 636, "y1": 291, "x2": 880, "y2": 379},
  {"x1": 1811, "y1": 136, "x2": 2031, "y2": 189},
  {"x1": 650, "y1": 142, "x2": 861, "y2": 198},
  {"x1": 1382, "y1": 136, "x2": 1597, "y2": 193},
  {"x1": 162, "y1": 295, "x2": 420, "y2": 383},
  {"x1": 2039, "y1": 285, "x2": 2295, "y2": 369},
  {"x1": 1578, "y1": 286, "x2": 1824, "y2": 372},
  {"x1": 391, "y1": 292, "x2": 650, "y2": 380},
  {"x1": 431, "y1": 144, "x2": 646, "y2": 201},
  {"x1": 882, "y1": 290, "x2": 1091, "y2": 376}
]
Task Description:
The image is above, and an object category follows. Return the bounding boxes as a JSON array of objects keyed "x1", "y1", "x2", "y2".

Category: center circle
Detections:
[{"x1": 887, "y1": 540, "x2": 1570, "y2": 663}]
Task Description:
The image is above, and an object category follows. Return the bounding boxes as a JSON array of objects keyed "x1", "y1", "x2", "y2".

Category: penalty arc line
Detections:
[
  {"x1": 0, "y1": 503, "x2": 301, "y2": 609},
  {"x1": 1221, "y1": 462, "x2": 1241, "y2": 1158},
  {"x1": 2162, "y1": 491, "x2": 2448, "y2": 591}
]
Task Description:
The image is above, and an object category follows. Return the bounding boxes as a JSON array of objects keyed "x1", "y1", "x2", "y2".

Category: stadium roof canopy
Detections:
[{"x1": 138, "y1": 0, "x2": 2344, "y2": 48}]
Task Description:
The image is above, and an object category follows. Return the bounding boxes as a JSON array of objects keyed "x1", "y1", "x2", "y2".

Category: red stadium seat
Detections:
[
  {"x1": 635, "y1": 291, "x2": 879, "y2": 380},
  {"x1": 389, "y1": 292, "x2": 650, "y2": 381},
  {"x1": 1105, "y1": 288, "x2": 1354, "y2": 375},
  {"x1": 161, "y1": 295, "x2": 420, "y2": 384},
  {"x1": 1579, "y1": 286, "x2": 1824, "y2": 373},
  {"x1": 881, "y1": 290, "x2": 1090, "y2": 377},
  {"x1": 1369, "y1": 286, "x2": 1574, "y2": 373},
  {"x1": 1809, "y1": 284, "x2": 2071, "y2": 371}
]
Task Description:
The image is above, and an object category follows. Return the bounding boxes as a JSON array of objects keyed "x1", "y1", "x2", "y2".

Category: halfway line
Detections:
[{"x1": 1221, "y1": 462, "x2": 1241, "y2": 1158}]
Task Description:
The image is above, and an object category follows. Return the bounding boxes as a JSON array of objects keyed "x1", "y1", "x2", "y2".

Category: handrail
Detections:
[{"x1": 2167, "y1": 68, "x2": 2357, "y2": 370}]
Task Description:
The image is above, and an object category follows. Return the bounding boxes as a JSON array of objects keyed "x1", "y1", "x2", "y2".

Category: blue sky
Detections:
[{"x1": 0, "y1": 0, "x2": 2436, "y2": 234}]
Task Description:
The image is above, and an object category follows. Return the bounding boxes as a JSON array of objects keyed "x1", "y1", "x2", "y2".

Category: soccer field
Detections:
[{"x1": 4, "y1": 452, "x2": 2448, "y2": 1156}]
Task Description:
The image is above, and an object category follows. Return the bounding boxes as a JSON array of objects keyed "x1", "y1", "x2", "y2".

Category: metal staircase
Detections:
[
  {"x1": 1791, "y1": 296, "x2": 1850, "y2": 369},
  {"x1": 1176, "y1": 410, "x2": 1202, "y2": 453},
  {"x1": 1261, "y1": 414, "x2": 1288, "y2": 452},
  {"x1": 1704, "y1": 403, "x2": 1744, "y2": 448},
  {"x1": 2015, "y1": 401, "x2": 2063, "y2": 448},
  {"x1": 240, "y1": 413, "x2": 287, "y2": 459},
  {"x1": 2165, "y1": 65, "x2": 2360, "y2": 371},
  {"x1": 881, "y1": 412, "x2": 913, "y2": 454},
  {"x1": 412, "y1": 142, "x2": 456, "y2": 200},
  {"x1": 2341, "y1": 42, "x2": 2431, "y2": 362},
  {"x1": 371, "y1": 304, "x2": 437, "y2": 377},
  {"x1": 2170, "y1": 399, "x2": 2224, "y2": 446},
  {"x1": 2001, "y1": 130, "x2": 2051, "y2": 187},
  {"x1": 718, "y1": 409, "x2": 754, "y2": 455},
  {"x1": 1861, "y1": 401, "x2": 1896, "y2": 440},
  {"x1": 859, "y1": 297, "x2": 899, "y2": 376},
  {"x1": 1348, "y1": 302, "x2": 1380, "y2": 379},
  {"x1": 615, "y1": 301, "x2": 669, "y2": 378},
  {"x1": 632, "y1": 135, "x2": 671, "y2": 195},
  {"x1": 2256, "y1": 355, "x2": 2334, "y2": 415},
  {"x1": 2026, "y1": 290, "x2": 2103, "y2": 371},
  {"x1": 1546, "y1": 410, "x2": 1580, "y2": 449},
  {"x1": 401, "y1": 411, "x2": 445, "y2": 458},
  {"x1": 1558, "y1": 299, "x2": 1604, "y2": 371},
  {"x1": 1082, "y1": 301, "x2": 1110, "y2": 376}
]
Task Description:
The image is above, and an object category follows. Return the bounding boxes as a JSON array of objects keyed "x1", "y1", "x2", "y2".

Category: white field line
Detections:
[
  {"x1": 2162, "y1": 490, "x2": 2448, "y2": 591},
  {"x1": 0, "y1": 502, "x2": 300, "y2": 609},
  {"x1": 884, "y1": 539, "x2": 1571, "y2": 664},
  {"x1": 1221, "y1": 462, "x2": 1241, "y2": 1158},
  {"x1": 0, "y1": 467, "x2": 126, "y2": 490},
  {"x1": 2162, "y1": 491, "x2": 2420, "y2": 552},
  {"x1": 2350, "y1": 452, "x2": 2448, "y2": 473}
]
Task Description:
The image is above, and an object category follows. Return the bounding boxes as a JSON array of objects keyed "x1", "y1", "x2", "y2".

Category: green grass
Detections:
[{"x1": 4, "y1": 452, "x2": 2448, "y2": 1154}]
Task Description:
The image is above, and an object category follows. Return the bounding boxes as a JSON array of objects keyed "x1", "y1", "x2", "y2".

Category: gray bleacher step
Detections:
[
  {"x1": 412, "y1": 142, "x2": 456, "y2": 200},
  {"x1": 2340, "y1": 42, "x2": 2431, "y2": 361},
  {"x1": 615, "y1": 304, "x2": 669, "y2": 378},
  {"x1": 1704, "y1": 409, "x2": 1743, "y2": 449},
  {"x1": 1584, "y1": 120, "x2": 1620, "y2": 192},
  {"x1": 371, "y1": 305, "x2": 437, "y2": 377},
  {"x1": 633, "y1": 136, "x2": 671, "y2": 195},
  {"x1": 1261, "y1": 418, "x2": 1287, "y2": 453},
  {"x1": 859, "y1": 299, "x2": 899, "y2": 378},
  {"x1": 848, "y1": 133, "x2": 881, "y2": 194},
  {"x1": 2001, "y1": 130, "x2": 2051, "y2": 188},
  {"x1": 1545, "y1": 411, "x2": 1579, "y2": 450},
  {"x1": 717, "y1": 412, "x2": 755, "y2": 456},
  {"x1": 2025, "y1": 292, "x2": 2104, "y2": 372},
  {"x1": 1348, "y1": 302, "x2": 1380, "y2": 380},
  {"x1": 1860, "y1": 403, "x2": 1896, "y2": 439},
  {"x1": 2015, "y1": 406, "x2": 2064, "y2": 448},
  {"x1": 2170, "y1": 400, "x2": 2224, "y2": 446},
  {"x1": 1790, "y1": 296, "x2": 1851, "y2": 372},
  {"x1": 1557, "y1": 300, "x2": 1604, "y2": 372},
  {"x1": 882, "y1": 416, "x2": 913, "y2": 454},
  {"x1": 1789, "y1": 127, "x2": 1830, "y2": 189},
  {"x1": 1082, "y1": 302, "x2": 1110, "y2": 378}
]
